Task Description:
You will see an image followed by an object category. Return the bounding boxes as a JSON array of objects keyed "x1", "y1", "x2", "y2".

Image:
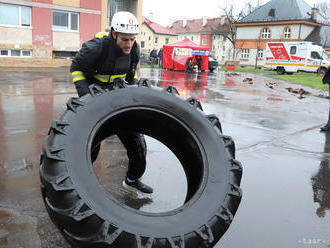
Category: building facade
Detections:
[
  {"x1": 169, "y1": 17, "x2": 233, "y2": 64},
  {"x1": 140, "y1": 17, "x2": 177, "y2": 55},
  {"x1": 234, "y1": 0, "x2": 329, "y2": 67},
  {"x1": 0, "y1": 0, "x2": 142, "y2": 67}
]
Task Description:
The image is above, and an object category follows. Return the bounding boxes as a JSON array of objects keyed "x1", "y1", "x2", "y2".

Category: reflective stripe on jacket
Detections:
[
  {"x1": 70, "y1": 35, "x2": 140, "y2": 85},
  {"x1": 71, "y1": 72, "x2": 138, "y2": 83}
]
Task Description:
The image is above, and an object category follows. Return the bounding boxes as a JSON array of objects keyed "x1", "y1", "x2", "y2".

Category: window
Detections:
[
  {"x1": 223, "y1": 36, "x2": 226, "y2": 42},
  {"x1": 284, "y1": 27, "x2": 291, "y2": 39},
  {"x1": 202, "y1": 39, "x2": 207, "y2": 45},
  {"x1": 223, "y1": 46, "x2": 226, "y2": 52},
  {"x1": 191, "y1": 36, "x2": 194, "y2": 41},
  {"x1": 0, "y1": 50, "x2": 8, "y2": 56},
  {"x1": 154, "y1": 37, "x2": 158, "y2": 44},
  {"x1": 11, "y1": 50, "x2": 21, "y2": 56},
  {"x1": 261, "y1": 28, "x2": 271, "y2": 39},
  {"x1": 257, "y1": 49, "x2": 264, "y2": 58},
  {"x1": 0, "y1": 49, "x2": 32, "y2": 57},
  {"x1": 149, "y1": 36, "x2": 151, "y2": 41},
  {"x1": 311, "y1": 51, "x2": 322, "y2": 59},
  {"x1": 22, "y1": 50, "x2": 31, "y2": 57},
  {"x1": 165, "y1": 38, "x2": 169, "y2": 44},
  {"x1": 221, "y1": 56, "x2": 225, "y2": 62},
  {"x1": 53, "y1": 11, "x2": 78, "y2": 31},
  {"x1": 141, "y1": 41, "x2": 145, "y2": 48},
  {"x1": 53, "y1": 51, "x2": 77, "y2": 58},
  {"x1": 0, "y1": 4, "x2": 31, "y2": 27},
  {"x1": 268, "y1": 8, "x2": 275, "y2": 17},
  {"x1": 290, "y1": 46, "x2": 297, "y2": 55},
  {"x1": 241, "y1": 49, "x2": 249, "y2": 59}
]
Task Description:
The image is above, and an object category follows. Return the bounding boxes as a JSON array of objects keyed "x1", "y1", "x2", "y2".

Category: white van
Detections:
[{"x1": 264, "y1": 41, "x2": 330, "y2": 74}]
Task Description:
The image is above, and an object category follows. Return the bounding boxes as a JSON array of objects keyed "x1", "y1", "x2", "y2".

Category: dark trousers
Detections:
[
  {"x1": 76, "y1": 80, "x2": 147, "y2": 180},
  {"x1": 91, "y1": 133, "x2": 147, "y2": 180},
  {"x1": 327, "y1": 86, "x2": 330, "y2": 124}
]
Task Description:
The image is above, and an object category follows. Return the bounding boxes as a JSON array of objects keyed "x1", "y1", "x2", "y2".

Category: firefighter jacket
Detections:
[{"x1": 70, "y1": 35, "x2": 139, "y2": 95}]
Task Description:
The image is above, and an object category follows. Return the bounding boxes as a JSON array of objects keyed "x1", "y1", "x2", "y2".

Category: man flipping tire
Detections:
[{"x1": 70, "y1": 11, "x2": 153, "y2": 194}]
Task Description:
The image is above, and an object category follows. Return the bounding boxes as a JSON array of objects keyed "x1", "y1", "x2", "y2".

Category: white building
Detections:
[{"x1": 234, "y1": 0, "x2": 329, "y2": 67}]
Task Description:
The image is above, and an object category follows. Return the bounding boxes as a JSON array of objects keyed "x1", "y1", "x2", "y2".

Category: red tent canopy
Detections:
[{"x1": 163, "y1": 38, "x2": 209, "y2": 71}]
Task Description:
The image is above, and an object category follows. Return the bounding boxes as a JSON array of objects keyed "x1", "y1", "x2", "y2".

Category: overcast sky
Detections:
[{"x1": 142, "y1": 0, "x2": 325, "y2": 26}]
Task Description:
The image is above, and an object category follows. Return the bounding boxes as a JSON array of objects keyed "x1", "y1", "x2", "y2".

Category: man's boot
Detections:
[
  {"x1": 123, "y1": 176, "x2": 153, "y2": 194},
  {"x1": 320, "y1": 124, "x2": 330, "y2": 132}
]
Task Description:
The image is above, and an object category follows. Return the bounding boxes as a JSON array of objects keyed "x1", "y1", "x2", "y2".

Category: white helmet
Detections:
[{"x1": 111, "y1": 11, "x2": 139, "y2": 34}]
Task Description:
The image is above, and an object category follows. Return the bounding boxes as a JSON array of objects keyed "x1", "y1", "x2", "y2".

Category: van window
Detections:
[
  {"x1": 290, "y1": 46, "x2": 297, "y2": 54},
  {"x1": 311, "y1": 51, "x2": 322, "y2": 59}
]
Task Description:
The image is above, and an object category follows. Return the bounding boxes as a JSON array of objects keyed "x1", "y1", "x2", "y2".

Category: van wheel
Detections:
[
  {"x1": 276, "y1": 67, "x2": 285, "y2": 75},
  {"x1": 286, "y1": 72, "x2": 294, "y2": 75},
  {"x1": 317, "y1": 67, "x2": 327, "y2": 75},
  {"x1": 40, "y1": 81, "x2": 243, "y2": 248}
]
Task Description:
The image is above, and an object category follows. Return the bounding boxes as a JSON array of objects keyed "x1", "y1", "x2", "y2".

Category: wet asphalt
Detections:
[{"x1": 0, "y1": 67, "x2": 329, "y2": 248}]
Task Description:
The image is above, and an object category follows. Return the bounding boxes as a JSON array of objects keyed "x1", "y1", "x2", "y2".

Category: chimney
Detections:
[
  {"x1": 149, "y1": 12, "x2": 154, "y2": 21},
  {"x1": 202, "y1": 16, "x2": 207, "y2": 26},
  {"x1": 311, "y1": 7, "x2": 319, "y2": 21},
  {"x1": 183, "y1": 19, "x2": 187, "y2": 28}
]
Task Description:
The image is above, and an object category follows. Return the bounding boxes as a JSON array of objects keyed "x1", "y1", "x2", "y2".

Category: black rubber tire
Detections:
[
  {"x1": 317, "y1": 67, "x2": 327, "y2": 76},
  {"x1": 40, "y1": 81, "x2": 242, "y2": 248},
  {"x1": 276, "y1": 67, "x2": 285, "y2": 75}
]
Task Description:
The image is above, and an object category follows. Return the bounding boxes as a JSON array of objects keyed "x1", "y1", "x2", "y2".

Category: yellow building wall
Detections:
[
  {"x1": 53, "y1": 0, "x2": 80, "y2": 8},
  {"x1": 53, "y1": 32, "x2": 80, "y2": 51},
  {"x1": 140, "y1": 24, "x2": 177, "y2": 54},
  {"x1": 0, "y1": 27, "x2": 32, "y2": 49}
]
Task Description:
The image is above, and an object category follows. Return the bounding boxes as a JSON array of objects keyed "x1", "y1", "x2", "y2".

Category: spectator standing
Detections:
[
  {"x1": 149, "y1": 48, "x2": 158, "y2": 66},
  {"x1": 158, "y1": 48, "x2": 163, "y2": 67}
]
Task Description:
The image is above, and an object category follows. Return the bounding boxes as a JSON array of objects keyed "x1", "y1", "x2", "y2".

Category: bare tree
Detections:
[{"x1": 219, "y1": 2, "x2": 260, "y2": 60}]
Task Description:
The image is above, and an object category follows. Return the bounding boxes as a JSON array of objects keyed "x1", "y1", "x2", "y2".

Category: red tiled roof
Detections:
[
  {"x1": 143, "y1": 17, "x2": 177, "y2": 35},
  {"x1": 169, "y1": 17, "x2": 230, "y2": 34}
]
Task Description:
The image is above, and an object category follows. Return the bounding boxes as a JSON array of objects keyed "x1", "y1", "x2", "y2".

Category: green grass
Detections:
[
  {"x1": 270, "y1": 72, "x2": 327, "y2": 90},
  {"x1": 221, "y1": 66, "x2": 326, "y2": 90},
  {"x1": 140, "y1": 63, "x2": 161, "y2": 69},
  {"x1": 220, "y1": 66, "x2": 269, "y2": 73}
]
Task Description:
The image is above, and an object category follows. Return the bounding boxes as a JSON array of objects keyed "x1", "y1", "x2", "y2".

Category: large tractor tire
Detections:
[{"x1": 40, "y1": 80, "x2": 243, "y2": 248}]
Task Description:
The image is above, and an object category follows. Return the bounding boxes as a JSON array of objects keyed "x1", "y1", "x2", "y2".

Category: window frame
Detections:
[
  {"x1": 257, "y1": 49, "x2": 264, "y2": 59},
  {"x1": 283, "y1": 26, "x2": 291, "y2": 39},
  {"x1": 261, "y1": 27, "x2": 271, "y2": 39},
  {"x1": 241, "y1": 49, "x2": 249, "y2": 59},
  {"x1": 290, "y1": 46, "x2": 297, "y2": 55},
  {"x1": 52, "y1": 10, "x2": 79, "y2": 32},
  {"x1": 0, "y1": 49, "x2": 32, "y2": 58},
  {"x1": 0, "y1": 3, "x2": 31, "y2": 28},
  {"x1": 202, "y1": 39, "x2": 207, "y2": 45}
]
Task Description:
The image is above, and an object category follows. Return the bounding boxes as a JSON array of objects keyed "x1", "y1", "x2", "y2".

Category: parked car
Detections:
[
  {"x1": 140, "y1": 54, "x2": 152, "y2": 65},
  {"x1": 208, "y1": 57, "x2": 219, "y2": 72}
]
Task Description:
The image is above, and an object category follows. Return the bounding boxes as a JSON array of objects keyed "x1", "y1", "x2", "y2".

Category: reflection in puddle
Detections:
[
  {"x1": 159, "y1": 70, "x2": 208, "y2": 100},
  {"x1": 93, "y1": 135, "x2": 187, "y2": 213},
  {"x1": 312, "y1": 132, "x2": 330, "y2": 217}
]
